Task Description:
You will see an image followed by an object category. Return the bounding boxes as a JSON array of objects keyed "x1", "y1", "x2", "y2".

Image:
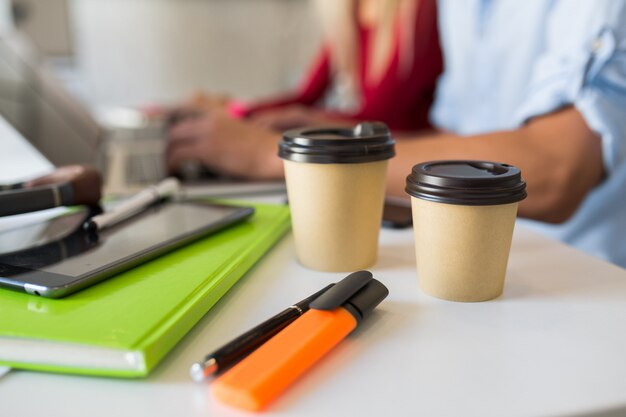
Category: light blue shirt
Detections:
[{"x1": 432, "y1": 0, "x2": 626, "y2": 268}]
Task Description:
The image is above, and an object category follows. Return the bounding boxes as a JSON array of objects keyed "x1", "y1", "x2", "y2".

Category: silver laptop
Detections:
[{"x1": 0, "y1": 32, "x2": 284, "y2": 197}]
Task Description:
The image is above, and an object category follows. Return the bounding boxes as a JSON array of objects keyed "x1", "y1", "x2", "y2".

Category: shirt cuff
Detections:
[{"x1": 226, "y1": 100, "x2": 250, "y2": 119}]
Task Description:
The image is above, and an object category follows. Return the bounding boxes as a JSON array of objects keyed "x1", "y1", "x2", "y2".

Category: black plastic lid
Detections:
[
  {"x1": 310, "y1": 271, "x2": 389, "y2": 323},
  {"x1": 279, "y1": 122, "x2": 396, "y2": 164},
  {"x1": 405, "y1": 160, "x2": 527, "y2": 206}
]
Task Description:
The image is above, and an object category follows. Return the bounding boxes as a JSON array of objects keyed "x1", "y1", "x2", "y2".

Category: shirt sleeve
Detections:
[{"x1": 514, "y1": 0, "x2": 626, "y2": 173}]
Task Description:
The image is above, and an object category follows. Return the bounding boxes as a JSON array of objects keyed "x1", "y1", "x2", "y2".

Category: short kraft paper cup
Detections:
[
  {"x1": 279, "y1": 122, "x2": 395, "y2": 272},
  {"x1": 405, "y1": 161, "x2": 527, "y2": 302}
]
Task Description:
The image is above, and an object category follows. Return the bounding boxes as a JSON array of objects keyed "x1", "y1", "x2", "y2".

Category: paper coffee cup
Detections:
[
  {"x1": 405, "y1": 161, "x2": 527, "y2": 302},
  {"x1": 279, "y1": 122, "x2": 395, "y2": 272}
]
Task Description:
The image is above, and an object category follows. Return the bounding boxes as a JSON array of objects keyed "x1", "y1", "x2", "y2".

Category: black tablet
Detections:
[{"x1": 0, "y1": 200, "x2": 254, "y2": 298}]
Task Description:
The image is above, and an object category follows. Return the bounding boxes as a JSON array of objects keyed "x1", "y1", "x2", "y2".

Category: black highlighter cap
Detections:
[
  {"x1": 342, "y1": 279, "x2": 388, "y2": 323},
  {"x1": 310, "y1": 271, "x2": 389, "y2": 323},
  {"x1": 278, "y1": 122, "x2": 396, "y2": 164},
  {"x1": 405, "y1": 160, "x2": 527, "y2": 206}
]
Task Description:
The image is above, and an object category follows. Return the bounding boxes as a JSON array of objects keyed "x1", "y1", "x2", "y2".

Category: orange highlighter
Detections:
[{"x1": 211, "y1": 271, "x2": 388, "y2": 411}]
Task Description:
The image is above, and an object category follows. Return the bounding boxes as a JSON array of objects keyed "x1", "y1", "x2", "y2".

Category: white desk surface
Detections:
[{"x1": 2, "y1": 218, "x2": 626, "y2": 417}]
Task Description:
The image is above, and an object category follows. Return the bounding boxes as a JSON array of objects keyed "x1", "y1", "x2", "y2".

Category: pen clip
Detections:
[{"x1": 309, "y1": 271, "x2": 373, "y2": 311}]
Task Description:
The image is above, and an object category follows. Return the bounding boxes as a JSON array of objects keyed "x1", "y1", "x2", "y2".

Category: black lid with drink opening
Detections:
[
  {"x1": 405, "y1": 160, "x2": 527, "y2": 206},
  {"x1": 279, "y1": 122, "x2": 395, "y2": 164}
]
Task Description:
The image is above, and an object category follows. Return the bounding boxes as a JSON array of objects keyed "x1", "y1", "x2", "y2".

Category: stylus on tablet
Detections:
[{"x1": 83, "y1": 178, "x2": 180, "y2": 233}]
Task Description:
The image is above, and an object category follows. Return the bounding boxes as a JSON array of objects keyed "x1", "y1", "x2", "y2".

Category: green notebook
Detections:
[{"x1": 0, "y1": 202, "x2": 290, "y2": 378}]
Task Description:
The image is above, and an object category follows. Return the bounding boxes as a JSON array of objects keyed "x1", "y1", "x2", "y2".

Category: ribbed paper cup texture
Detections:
[
  {"x1": 411, "y1": 197, "x2": 518, "y2": 302},
  {"x1": 284, "y1": 159, "x2": 388, "y2": 272}
]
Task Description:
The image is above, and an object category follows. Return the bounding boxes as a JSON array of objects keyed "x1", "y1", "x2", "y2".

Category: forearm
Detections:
[{"x1": 387, "y1": 108, "x2": 604, "y2": 223}]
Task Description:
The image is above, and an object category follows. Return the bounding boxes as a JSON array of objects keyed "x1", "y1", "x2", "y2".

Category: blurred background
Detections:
[{"x1": 0, "y1": 0, "x2": 321, "y2": 109}]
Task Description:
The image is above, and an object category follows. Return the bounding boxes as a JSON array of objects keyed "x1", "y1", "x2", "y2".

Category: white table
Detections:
[{"x1": 2, "y1": 222, "x2": 626, "y2": 417}]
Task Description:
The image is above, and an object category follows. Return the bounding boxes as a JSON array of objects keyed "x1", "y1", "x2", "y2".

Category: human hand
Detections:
[
  {"x1": 166, "y1": 91, "x2": 231, "y2": 127},
  {"x1": 185, "y1": 91, "x2": 231, "y2": 112},
  {"x1": 249, "y1": 104, "x2": 334, "y2": 131},
  {"x1": 166, "y1": 110, "x2": 284, "y2": 180}
]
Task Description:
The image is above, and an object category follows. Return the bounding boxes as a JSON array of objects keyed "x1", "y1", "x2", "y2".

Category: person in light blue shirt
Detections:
[{"x1": 386, "y1": 0, "x2": 626, "y2": 267}]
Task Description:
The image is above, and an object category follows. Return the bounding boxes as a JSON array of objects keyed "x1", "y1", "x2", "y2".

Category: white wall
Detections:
[{"x1": 68, "y1": 0, "x2": 322, "y2": 108}]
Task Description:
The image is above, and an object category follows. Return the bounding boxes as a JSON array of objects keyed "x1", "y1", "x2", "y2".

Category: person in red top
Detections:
[
  {"x1": 167, "y1": 0, "x2": 442, "y2": 177},
  {"x1": 238, "y1": 0, "x2": 442, "y2": 132}
]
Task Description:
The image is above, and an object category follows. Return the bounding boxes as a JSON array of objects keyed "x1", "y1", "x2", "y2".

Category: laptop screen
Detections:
[
  {"x1": 0, "y1": 114, "x2": 53, "y2": 183},
  {"x1": 0, "y1": 35, "x2": 102, "y2": 167}
]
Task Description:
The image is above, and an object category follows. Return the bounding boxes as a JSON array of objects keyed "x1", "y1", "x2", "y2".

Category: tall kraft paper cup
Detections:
[
  {"x1": 405, "y1": 161, "x2": 527, "y2": 302},
  {"x1": 279, "y1": 122, "x2": 395, "y2": 272}
]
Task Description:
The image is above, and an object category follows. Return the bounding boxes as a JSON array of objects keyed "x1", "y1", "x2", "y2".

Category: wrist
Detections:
[{"x1": 253, "y1": 132, "x2": 285, "y2": 180}]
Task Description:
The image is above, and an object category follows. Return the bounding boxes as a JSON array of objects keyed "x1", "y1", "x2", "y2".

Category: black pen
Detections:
[{"x1": 190, "y1": 284, "x2": 334, "y2": 382}]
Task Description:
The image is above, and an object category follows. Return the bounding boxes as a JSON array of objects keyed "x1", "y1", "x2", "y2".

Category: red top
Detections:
[{"x1": 237, "y1": 0, "x2": 442, "y2": 131}]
